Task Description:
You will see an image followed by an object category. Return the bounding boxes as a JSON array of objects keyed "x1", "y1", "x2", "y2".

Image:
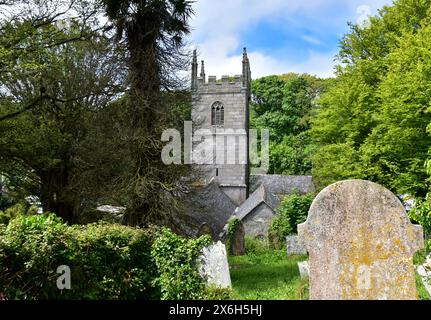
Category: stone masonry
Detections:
[{"x1": 191, "y1": 48, "x2": 251, "y2": 206}]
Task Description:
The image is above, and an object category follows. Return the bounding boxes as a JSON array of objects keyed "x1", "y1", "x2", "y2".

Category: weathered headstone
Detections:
[
  {"x1": 297, "y1": 261, "x2": 309, "y2": 279},
  {"x1": 298, "y1": 180, "x2": 424, "y2": 300},
  {"x1": 198, "y1": 241, "x2": 232, "y2": 288},
  {"x1": 286, "y1": 235, "x2": 307, "y2": 256},
  {"x1": 229, "y1": 220, "x2": 245, "y2": 256}
]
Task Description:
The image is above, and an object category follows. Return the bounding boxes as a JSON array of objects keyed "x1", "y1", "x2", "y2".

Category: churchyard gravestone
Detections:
[
  {"x1": 298, "y1": 180, "x2": 424, "y2": 300},
  {"x1": 297, "y1": 261, "x2": 309, "y2": 279},
  {"x1": 286, "y1": 235, "x2": 307, "y2": 255},
  {"x1": 198, "y1": 241, "x2": 232, "y2": 288},
  {"x1": 229, "y1": 220, "x2": 245, "y2": 256}
]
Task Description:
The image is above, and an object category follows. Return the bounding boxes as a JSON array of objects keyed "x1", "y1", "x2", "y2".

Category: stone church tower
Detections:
[{"x1": 191, "y1": 48, "x2": 251, "y2": 206}]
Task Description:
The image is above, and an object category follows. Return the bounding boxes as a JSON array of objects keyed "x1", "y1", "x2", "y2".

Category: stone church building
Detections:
[{"x1": 180, "y1": 48, "x2": 314, "y2": 240}]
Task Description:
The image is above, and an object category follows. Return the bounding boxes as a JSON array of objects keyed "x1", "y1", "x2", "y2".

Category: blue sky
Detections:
[{"x1": 188, "y1": 0, "x2": 393, "y2": 79}]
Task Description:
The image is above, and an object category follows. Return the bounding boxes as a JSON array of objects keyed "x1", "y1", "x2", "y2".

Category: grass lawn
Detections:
[
  {"x1": 229, "y1": 248, "x2": 431, "y2": 300},
  {"x1": 229, "y1": 249, "x2": 309, "y2": 300}
]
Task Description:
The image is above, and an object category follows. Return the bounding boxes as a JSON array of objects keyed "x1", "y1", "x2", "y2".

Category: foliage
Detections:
[
  {"x1": 416, "y1": 272, "x2": 431, "y2": 301},
  {"x1": 0, "y1": 202, "x2": 38, "y2": 225},
  {"x1": 100, "y1": 0, "x2": 195, "y2": 226},
  {"x1": 0, "y1": 215, "x2": 211, "y2": 300},
  {"x1": 408, "y1": 196, "x2": 431, "y2": 239},
  {"x1": 202, "y1": 285, "x2": 232, "y2": 300},
  {"x1": 268, "y1": 132, "x2": 316, "y2": 177},
  {"x1": 251, "y1": 74, "x2": 327, "y2": 175},
  {"x1": 0, "y1": 1, "x2": 99, "y2": 81},
  {"x1": 0, "y1": 214, "x2": 159, "y2": 299},
  {"x1": 229, "y1": 248, "x2": 309, "y2": 300},
  {"x1": 269, "y1": 192, "x2": 314, "y2": 247},
  {"x1": 0, "y1": 0, "x2": 197, "y2": 226},
  {"x1": 0, "y1": 195, "x2": 15, "y2": 212},
  {"x1": 226, "y1": 218, "x2": 242, "y2": 255},
  {"x1": 311, "y1": 0, "x2": 431, "y2": 196},
  {"x1": 244, "y1": 236, "x2": 270, "y2": 256},
  {"x1": 151, "y1": 228, "x2": 211, "y2": 300},
  {"x1": 414, "y1": 246, "x2": 431, "y2": 301},
  {"x1": 0, "y1": 2, "x2": 127, "y2": 223}
]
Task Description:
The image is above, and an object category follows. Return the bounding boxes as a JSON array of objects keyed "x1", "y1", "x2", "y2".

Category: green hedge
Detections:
[
  {"x1": 152, "y1": 228, "x2": 211, "y2": 300},
  {"x1": 0, "y1": 214, "x2": 215, "y2": 300}
]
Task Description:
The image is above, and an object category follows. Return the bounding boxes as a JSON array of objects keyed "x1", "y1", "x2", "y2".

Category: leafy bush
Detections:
[
  {"x1": 244, "y1": 236, "x2": 270, "y2": 256},
  {"x1": 0, "y1": 202, "x2": 38, "y2": 225},
  {"x1": 0, "y1": 214, "x2": 159, "y2": 300},
  {"x1": 269, "y1": 192, "x2": 314, "y2": 248},
  {"x1": 203, "y1": 285, "x2": 232, "y2": 300},
  {"x1": 0, "y1": 215, "x2": 215, "y2": 300},
  {"x1": 408, "y1": 195, "x2": 431, "y2": 239},
  {"x1": 71, "y1": 223, "x2": 160, "y2": 300},
  {"x1": 151, "y1": 227, "x2": 211, "y2": 300}
]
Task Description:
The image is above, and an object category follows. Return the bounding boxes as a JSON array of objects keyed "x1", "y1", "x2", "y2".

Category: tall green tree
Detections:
[
  {"x1": 0, "y1": 2, "x2": 126, "y2": 223},
  {"x1": 311, "y1": 0, "x2": 431, "y2": 196},
  {"x1": 100, "y1": 0, "x2": 194, "y2": 225},
  {"x1": 0, "y1": 0, "x2": 101, "y2": 121},
  {"x1": 251, "y1": 74, "x2": 327, "y2": 175}
]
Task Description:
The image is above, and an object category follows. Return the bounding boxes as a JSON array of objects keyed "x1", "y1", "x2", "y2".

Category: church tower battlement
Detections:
[{"x1": 191, "y1": 48, "x2": 251, "y2": 206}]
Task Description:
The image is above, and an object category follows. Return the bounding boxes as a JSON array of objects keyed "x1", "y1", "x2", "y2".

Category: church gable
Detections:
[{"x1": 241, "y1": 202, "x2": 276, "y2": 238}]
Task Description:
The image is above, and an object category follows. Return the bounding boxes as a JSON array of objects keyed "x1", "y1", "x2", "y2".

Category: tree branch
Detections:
[{"x1": 0, "y1": 94, "x2": 91, "y2": 122}]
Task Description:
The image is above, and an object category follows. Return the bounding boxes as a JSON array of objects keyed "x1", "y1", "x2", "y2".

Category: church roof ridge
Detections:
[{"x1": 234, "y1": 184, "x2": 278, "y2": 221}]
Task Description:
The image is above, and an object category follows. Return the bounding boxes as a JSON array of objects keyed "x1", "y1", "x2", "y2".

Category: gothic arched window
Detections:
[{"x1": 211, "y1": 101, "x2": 224, "y2": 126}]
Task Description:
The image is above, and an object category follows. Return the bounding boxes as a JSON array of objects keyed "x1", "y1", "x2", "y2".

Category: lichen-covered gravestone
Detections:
[
  {"x1": 198, "y1": 241, "x2": 232, "y2": 288},
  {"x1": 286, "y1": 235, "x2": 307, "y2": 256},
  {"x1": 298, "y1": 180, "x2": 424, "y2": 300}
]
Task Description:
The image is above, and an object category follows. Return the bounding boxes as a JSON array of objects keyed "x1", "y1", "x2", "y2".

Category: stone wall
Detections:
[
  {"x1": 242, "y1": 203, "x2": 276, "y2": 237},
  {"x1": 192, "y1": 71, "x2": 250, "y2": 205}
]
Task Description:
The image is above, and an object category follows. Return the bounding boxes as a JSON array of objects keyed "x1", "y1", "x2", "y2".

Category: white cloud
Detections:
[
  {"x1": 191, "y1": 0, "x2": 328, "y2": 42},
  {"x1": 196, "y1": 49, "x2": 337, "y2": 80},
  {"x1": 188, "y1": 0, "x2": 392, "y2": 79},
  {"x1": 301, "y1": 35, "x2": 323, "y2": 46}
]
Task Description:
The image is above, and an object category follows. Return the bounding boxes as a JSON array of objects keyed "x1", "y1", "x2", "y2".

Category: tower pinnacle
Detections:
[
  {"x1": 200, "y1": 60, "x2": 206, "y2": 82},
  {"x1": 191, "y1": 49, "x2": 198, "y2": 90}
]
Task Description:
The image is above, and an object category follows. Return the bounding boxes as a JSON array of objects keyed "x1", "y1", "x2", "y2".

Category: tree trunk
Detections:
[
  {"x1": 39, "y1": 168, "x2": 76, "y2": 224},
  {"x1": 123, "y1": 21, "x2": 165, "y2": 226}
]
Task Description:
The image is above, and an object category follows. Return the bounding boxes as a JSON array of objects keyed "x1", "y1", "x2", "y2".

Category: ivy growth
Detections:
[{"x1": 226, "y1": 218, "x2": 242, "y2": 255}]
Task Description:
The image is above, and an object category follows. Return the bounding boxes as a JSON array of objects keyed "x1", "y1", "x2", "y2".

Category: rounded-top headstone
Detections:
[{"x1": 298, "y1": 180, "x2": 424, "y2": 300}]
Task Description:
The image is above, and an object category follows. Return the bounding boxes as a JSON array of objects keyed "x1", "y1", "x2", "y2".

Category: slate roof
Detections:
[
  {"x1": 234, "y1": 184, "x2": 279, "y2": 221},
  {"x1": 178, "y1": 179, "x2": 237, "y2": 239},
  {"x1": 234, "y1": 175, "x2": 315, "y2": 222},
  {"x1": 250, "y1": 175, "x2": 315, "y2": 195},
  {"x1": 177, "y1": 175, "x2": 315, "y2": 237}
]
